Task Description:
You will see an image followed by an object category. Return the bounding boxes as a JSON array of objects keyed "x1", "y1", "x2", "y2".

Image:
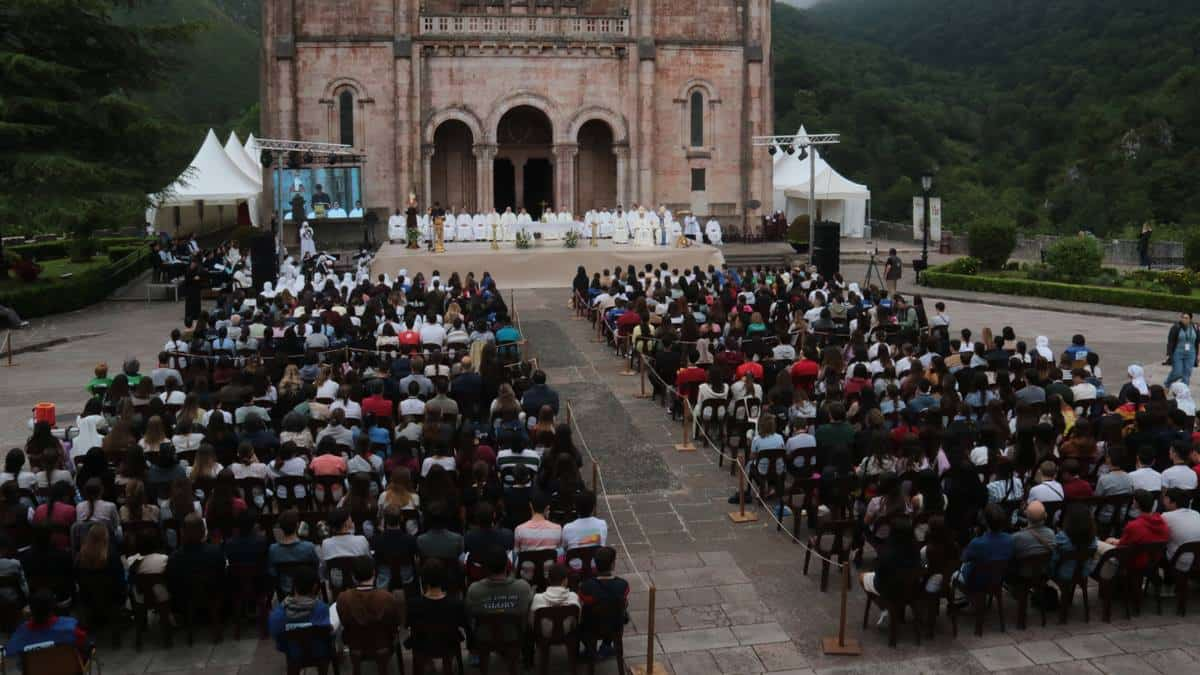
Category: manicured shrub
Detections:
[
  {"x1": 1044, "y1": 236, "x2": 1103, "y2": 283},
  {"x1": 924, "y1": 264, "x2": 1196, "y2": 312},
  {"x1": 940, "y1": 256, "x2": 981, "y2": 275},
  {"x1": 966, "y1": 219, "x2": 1017, "y2": 270}
]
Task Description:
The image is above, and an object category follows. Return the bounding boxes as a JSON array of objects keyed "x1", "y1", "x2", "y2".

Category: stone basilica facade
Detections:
[{"x1": 262, "y1": 0, "x2": 773, "y2": 228}]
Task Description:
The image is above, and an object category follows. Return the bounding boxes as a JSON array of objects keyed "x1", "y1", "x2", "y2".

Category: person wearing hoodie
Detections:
[
  {"x1": 528, "y1": 563, "x2": 580, "y2": 639},
  {"x1": 336, "y1": 557, "x2": 404, "y2": 636},
  {"x1": 1097, "y1": 490, "x2": 1169, "y2": 579},
  {"x1": 269, "y1": 564, "x2": 334, "y2": 662}
]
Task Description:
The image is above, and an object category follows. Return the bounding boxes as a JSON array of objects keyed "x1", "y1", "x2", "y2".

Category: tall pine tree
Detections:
[{"x1": 0, "y1": 0, "x2": 197, "y2": 257}]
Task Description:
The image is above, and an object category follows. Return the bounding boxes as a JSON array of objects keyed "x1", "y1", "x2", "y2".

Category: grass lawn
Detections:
[{"x1": 0, "y1": 257, "x2": 114, "y2": 289}]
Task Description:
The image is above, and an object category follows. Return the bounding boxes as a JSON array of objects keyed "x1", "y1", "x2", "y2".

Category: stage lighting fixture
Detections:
[
  {"x1": 260, "y1": 150, "x2": 273, "y2": 167},
  {"x1": 287, "y1": 151, "x2": 301, "y2": 168},
  {"x1": 783, "y1": 144, "x2": 793, "y2": 155},
  {"x1": 328, "y1": 154, "x2": 338, "y2": 166},
  {"x1": 798, "y1": 147, "x2": 809, "y2": 160},
  {"x1": 303, "y1": 151, "x2": 315, "y2": 164},
  {"x1": 767, "y1": 145, "x2": 777, "y2": 156}
]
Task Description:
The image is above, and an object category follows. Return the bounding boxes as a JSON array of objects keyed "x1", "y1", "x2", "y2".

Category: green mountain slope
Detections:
[
  {"x1": 116, "y1": 0, "x2": 259, "y2": 130},
  {"x1": 776, "y1": 0, "x2": 1200, "y2": 234}
]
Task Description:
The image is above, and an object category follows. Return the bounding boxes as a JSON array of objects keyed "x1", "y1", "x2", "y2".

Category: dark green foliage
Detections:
[
  {"x1": 939, "y1": 256, "x2": 980, "y2": 276},
  {"x1": 925, "y1": 265, "x2": 1197, "y2": 313},
  {"x1": 0, "y1": 0, "x2": 199, "y2": 240},
  {"x1": 0, "y1": 247, "x2": 153, "y2": 319},
  {"x1": 788, "y1": 215, "x2": 810, "y2": 243},
  {"x1": 1044, "y1": 237, "x2": 1104, "y2": 283},
  {"x1": 1184, "y1": 233, "x2": 1200, "y2": 272},
  {"x1": 966, "y1": 220, "x2": 1017, "y2": 269},
  {"x1": 774, "y1": 1, "x2": 1200, "y2": 235}
]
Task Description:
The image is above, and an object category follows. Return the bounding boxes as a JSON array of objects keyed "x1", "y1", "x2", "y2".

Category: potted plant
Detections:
[{"x1": 787, "y1": 215, "x2": 810, "y2": 253}]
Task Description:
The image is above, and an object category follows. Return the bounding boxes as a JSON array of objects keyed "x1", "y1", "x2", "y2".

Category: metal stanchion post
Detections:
[
  {"x1": 674, "y1": 400, "x2": 696, "y2": 452},
  {"x1": 822, "y1": 563, "x2": 862, "y2": 655},
  {"x1": 630, "y1": 585, "x2": 666, "y2": 675},
  {"x1": 3, "y1": 332, "x2": 12, "y2": 367},
  {"x1": 728, "y1": 468, "x2": 759, "y2": 523},
  {"x1": 591, "y1": 463, "x2": 599, "y2": 494}
]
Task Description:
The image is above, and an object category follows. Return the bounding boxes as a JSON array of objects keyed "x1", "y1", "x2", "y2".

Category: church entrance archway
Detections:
[
  {"x1": 495, "y1": 105, "x2": 553, "y2": 220},
  {"x1": 575, "y1": 119, "x2": 617, "y2": 214},
  {"x1": 431, "y1": 120, "x2": 476, "y2": 213}
]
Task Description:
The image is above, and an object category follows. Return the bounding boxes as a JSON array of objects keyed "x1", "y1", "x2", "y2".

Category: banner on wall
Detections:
[{"x1": 911, "y1": 196, "x2": 943, "y2": 241}]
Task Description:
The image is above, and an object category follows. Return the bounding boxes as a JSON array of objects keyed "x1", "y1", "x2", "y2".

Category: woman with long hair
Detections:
[
  {"x1": 31, "y1": 480, "x2": 75, "y2": 550},
  {"x1": 162, "y1": 477, "x2": 198, "y2": 522},
  {"x1": 379, "y1": 466, "x2": 419, "y2": 512},
  {"x1": 119, "y1": 479, "x2": 159, "y2": 523},
  {"x1": 189, "y1": 444, "x2": 222, "y2": 480},
  {"x1": 1052, "y1": 503, "x2": 1098, "y2": 582},
  {"x1": 140, "y1": 416, "x2": 169, "y2": 454},
  {"x1": 76, "y1": 476, "x2": 119, "y2": 528},
  {"x1": 203, "y1": 468, "x2": 246, "y2": 543},
  {"x1": 76, "y1": 522, "x2": 126, "y2": 596}
]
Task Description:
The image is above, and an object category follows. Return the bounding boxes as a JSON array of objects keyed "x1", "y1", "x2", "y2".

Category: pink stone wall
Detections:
[{"x1": 262, "y1": 0, "x2": 772, "y2": 229}]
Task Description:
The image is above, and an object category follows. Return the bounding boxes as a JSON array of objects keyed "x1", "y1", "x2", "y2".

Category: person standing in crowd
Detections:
[
  {"x1": 1138, "y1": 222, "x2": 1153, "y2": 268},
  {"x1": 884, "y1": 247, "x2": 902, "y2": 295},
  {"x1": 1164, "y1": 311, "x2": 1199, "y2": 387}
]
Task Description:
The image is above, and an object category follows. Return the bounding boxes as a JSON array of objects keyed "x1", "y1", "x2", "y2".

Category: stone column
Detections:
[
  {"x1": 553, "y1": 144, "x2": 579, "y2": 214},
  {"x1": 513, "y1": 157, "x2": 525, "y2": 210},
  {"x1": 473, "y1": 144, "x2": 497, "y2": 214},
  {"x1": 421, "y1": 144, "x2": 435, "y2": 208},
  {"x1": 613, "y1": 144, "x2": 630, "y2": 208}
]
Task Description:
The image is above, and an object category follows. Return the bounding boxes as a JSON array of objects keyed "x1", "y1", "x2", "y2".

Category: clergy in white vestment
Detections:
[
  {"x1": 419, "y1": 211, "x2": 432, "y2": 241},
  {"x1": 486, "y1": 209, "x2": 501, "y2": 241},
  {"x1": 472, "y1": 213, "x2": 488, "y2": 240},
  {"x1": 500, "y1": 207, "x2": 517, "y2": 241},
  {"x1": 632, "y1": 207, "x2": 656, "y2": 248},
  {"x1": 598, "y1": 210, "x2": 613, "y2": 238},
  {"x1": 515, "y1": 208, "x2": 532, "y2": 240},
  {"x1": 299, "y1": 222, "x2": 317, "y2": 259},
  {"x1": 557, "y1": 210, "x2": 573, "y2": 230},
  {"x1": 348, "y1": 201, "x2": 364, "y2": 218},
  {"x1": 705, "y1": 218, "x2": 724, "y2": 245},
  {"x1": 388, "y1": 209, "x2": 405, "y2": 241},
  {"x1": 683, "y1": 215, "x2": 702, "y2": 240},
  {"x1": 455, "y1": 210, "x2": 473, "y2": 242},
  {"x1": 327, "y1": 203, "x2": 348, "y2": 218},
  {"x1": 611, "y1": 209, "x2": 629, "y2": 244}
]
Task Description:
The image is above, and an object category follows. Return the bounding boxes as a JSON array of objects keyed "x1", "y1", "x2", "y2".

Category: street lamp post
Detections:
[{"x1": 920, "y1": 173, "x2": 933, "y2": 275}]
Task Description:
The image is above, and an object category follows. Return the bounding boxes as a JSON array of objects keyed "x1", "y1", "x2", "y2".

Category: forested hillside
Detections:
[{"x1": 776, "y1": 0, "x2": 1200, "y2": 234}]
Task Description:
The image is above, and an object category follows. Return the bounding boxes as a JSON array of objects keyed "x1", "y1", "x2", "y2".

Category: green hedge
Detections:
[
  {"x1": 0, "y1": 248, "x2": 154, "y2": 319},
  {"x1": 924, "y1": 265, "x2": 1199, "y2": 312},
  {"x1": 9, "y1": 236, "x2": 149, "y2": 261}
]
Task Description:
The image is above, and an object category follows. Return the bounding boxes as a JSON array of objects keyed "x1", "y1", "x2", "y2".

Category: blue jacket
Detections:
[
  {"x1": 268, "y1": 599, "x2": 333, "y2": 662},
  {"x1": 5, "y1": 615, "x2": 89, "y2": 667}
]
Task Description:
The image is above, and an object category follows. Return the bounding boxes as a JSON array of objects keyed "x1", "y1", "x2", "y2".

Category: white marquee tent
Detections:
[
  {"x1": 772, "y1": 126, "x2": 871, "y2": 237},
  {"x1": 146, "y1": 129, "x2": 261, "y2": 233}
]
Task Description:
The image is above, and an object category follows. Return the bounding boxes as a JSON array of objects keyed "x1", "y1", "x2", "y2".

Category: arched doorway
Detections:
[
  {"x1": 431, "y1": 120, "x2": 475, "y2": 212},
  {"x1": 494, "y1": 106, "x2": 553, "y2": 220},
  {"x1": 576, "y1": 119, "x2": 616, "y2": 214}
]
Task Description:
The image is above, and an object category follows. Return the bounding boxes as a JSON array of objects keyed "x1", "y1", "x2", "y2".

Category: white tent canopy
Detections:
[
  {"x1": 147, "y1": 129, "x2": 261, "y2": 232},
  {"x1": 224, "y1": 131, "x2": 262, "y2": 188},
  {"x1": 243, "y1": 133, "x2": 262, "y2": 182},
  {"x1": 772, "y1": 126, "x2": 871, "y2": 238}
]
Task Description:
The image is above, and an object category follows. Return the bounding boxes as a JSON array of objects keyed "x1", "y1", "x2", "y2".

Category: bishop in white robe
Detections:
[
  {"x1": 683, "y1": 215, "x2": 702, "y2": 240},
  {"x1": 387, "y1": 209, "x2": 405, "y2": 241},
  {"x1": 472, "y1": 213, "x2": 488, "y2": 240}
]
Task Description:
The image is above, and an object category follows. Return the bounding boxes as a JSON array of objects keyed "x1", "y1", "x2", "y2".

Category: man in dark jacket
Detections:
[
  {"x1": 521, "y1": 370, "x2": 560, "y2": 417},
  {"x1": 1164, "y1": 312, "x2": 1199, "y2": 387}
]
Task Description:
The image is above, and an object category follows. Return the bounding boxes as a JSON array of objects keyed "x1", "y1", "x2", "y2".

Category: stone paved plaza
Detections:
[{"x1": 2, "y1": 274, "x2": 1200, "y2": 674}]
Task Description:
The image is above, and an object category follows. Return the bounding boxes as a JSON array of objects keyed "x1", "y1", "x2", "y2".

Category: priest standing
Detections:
[{"x1": 684, "y1": 214, "x2": 701, "y2": 241}]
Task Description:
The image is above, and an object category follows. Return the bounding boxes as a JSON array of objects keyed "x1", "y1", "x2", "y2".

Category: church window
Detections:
[
  {"x1": 691, "y1": 168, "x2": 706, "y2": 192},
  {"x1": 689, "y1": 90, "x2": 704, "y2": 147},
  {"x1": 339, "y1": 90, "x2": 354, "y2": 147}
]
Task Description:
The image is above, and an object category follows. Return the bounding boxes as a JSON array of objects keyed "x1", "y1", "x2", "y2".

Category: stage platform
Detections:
[{"x1": 369, "y1": 240, "x2": 724, "y2": 289}]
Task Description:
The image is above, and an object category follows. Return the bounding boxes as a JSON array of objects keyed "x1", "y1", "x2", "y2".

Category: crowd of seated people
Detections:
[
  {"x1": 577, "y1": 261, "x2": 1200, "y2": 636},
  {"x1": 0, "y1": 265, "x2": 628, "y2": 672}
]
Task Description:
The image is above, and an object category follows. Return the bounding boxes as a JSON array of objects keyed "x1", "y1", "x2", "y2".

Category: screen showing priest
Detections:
[{"x1": 275, "y1": 167, "x2": 363, "y2": 221}]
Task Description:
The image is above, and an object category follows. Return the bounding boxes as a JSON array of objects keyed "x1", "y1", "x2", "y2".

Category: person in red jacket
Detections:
[
  {"x1": 1060, "y1": 459, "x2": 1094, "y2": 500},
  {"x1": 1100, "y1": 489, "x2": 1169, "y2": 574},
  {"x1": 674, "y1": 349, "x2": 707, "y2": 410},
  {"x1": 735, "y1": 359, "x2": 763, "y2": 383},
  {"x1": 789, "y1": 348, "x2": 820, "y2": 392}
]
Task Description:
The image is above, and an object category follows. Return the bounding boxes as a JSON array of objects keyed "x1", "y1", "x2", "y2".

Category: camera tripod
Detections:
[{"x1": 864, "y1": 248, "x2": 886, "y2": 289}]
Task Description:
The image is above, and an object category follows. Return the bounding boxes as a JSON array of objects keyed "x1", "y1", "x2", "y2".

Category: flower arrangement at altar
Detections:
[
  {"x1": 514, "y1": 229, "x2": 533, "y2": 249},
  {"x1": 563, "y1": 230, "x2": 580, "y2": 248}
]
